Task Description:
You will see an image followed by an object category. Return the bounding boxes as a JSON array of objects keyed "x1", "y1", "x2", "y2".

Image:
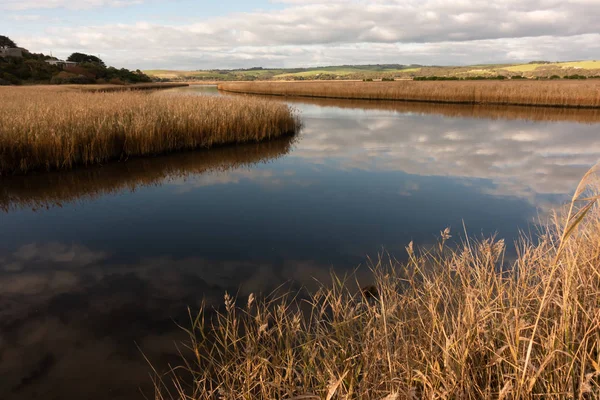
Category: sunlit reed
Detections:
[
  {"x1": 219, "y1": 80, "x2": 600, "y2": 108},
  {"x1": 0, "y1": 86, "x2": 299, "y2": 174},
  {"x1": 154, "y1": 165, "x2": 600, "y2": 399}
]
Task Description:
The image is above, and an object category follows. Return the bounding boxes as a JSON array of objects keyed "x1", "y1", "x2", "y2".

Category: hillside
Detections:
[
  {"x1": 0, "y1": 35, "x2": 152, "y2": 85},
  {"x1": 145, "y1": 61, "x2": 600, "y2": 82},
  {"x1": 145, "y1": 64, "x2": 418, "y2": 81}
]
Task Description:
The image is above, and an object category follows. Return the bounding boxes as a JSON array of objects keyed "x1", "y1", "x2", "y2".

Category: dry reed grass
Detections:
[
  {"x1": 218, "y1": 80, "x2": 600, "y2": 108},
  {"x1": 250, "y1": 95, "x2": 600, "y2": 124},
  {"x1": 154, "y1": 165, "x2": 600, "y2": 399},
  {"x1": 77, "y1": 82, "x2": 190, "y2": 92},
  {"x1": 0, "y1": 86, "x2": 299, "y2": 175}
]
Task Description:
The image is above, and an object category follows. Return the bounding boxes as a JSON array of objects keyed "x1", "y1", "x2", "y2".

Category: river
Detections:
[{"x1": 1, "y1": 85, "x2": 600, "y2": 399}]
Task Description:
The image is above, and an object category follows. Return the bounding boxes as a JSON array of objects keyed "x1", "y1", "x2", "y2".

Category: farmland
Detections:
[{"x1": 145, "y1": 60, "x2": 600, "y2": 82}]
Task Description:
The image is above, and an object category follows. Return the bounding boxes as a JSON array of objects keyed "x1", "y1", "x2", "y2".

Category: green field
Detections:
[
  {"x1": 502, "y1": 60, "x2": 600, "y2": 72},
  {"x1": 144, "y1": 60, "x2": 600, "y2": 82},
  {"x1": 144, "y1": 65, "x2": 419, "y2": 81}
]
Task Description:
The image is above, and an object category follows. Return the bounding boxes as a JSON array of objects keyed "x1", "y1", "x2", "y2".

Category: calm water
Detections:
[{"x1": 2, "y1": 86, "x2": 600, "y2": 399}]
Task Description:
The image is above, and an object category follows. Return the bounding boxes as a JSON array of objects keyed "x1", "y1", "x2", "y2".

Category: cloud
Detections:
[
  {"x1": 10, "y1": 0, "x2": 600, "y2": 68},
  {"x1": 0, "y1": 0, "x2": 143, "y2": 10},
  {"x1": 7, "y1": 14, "x2": 42, "y2": 21}
]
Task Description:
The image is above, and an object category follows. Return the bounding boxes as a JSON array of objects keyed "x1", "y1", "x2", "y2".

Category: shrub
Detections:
[
  {"x1": 564, "y1": 74, "x2": 587, "y2": 80},
  {"x1": 414, "y1": 76, "x2": 460, "y2": 81},
  {"x1": 1, "y1": 72, "x2": 20, "y2": 85},
  {"x1": 50, "y1": 71, "x2": 95, "y2": 85},
  {"x1": 109, "y1": 78, "x2": 127, "y2": 85}
]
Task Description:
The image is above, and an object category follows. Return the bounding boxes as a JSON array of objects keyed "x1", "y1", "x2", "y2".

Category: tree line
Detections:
[{"x1": 0, "y1": 35, "x2": 152, "y2": 85}]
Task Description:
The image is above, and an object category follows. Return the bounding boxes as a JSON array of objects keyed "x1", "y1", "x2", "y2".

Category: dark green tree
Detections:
[
  {"x1": 67, "y1": 52, "x2": 105, "y2": 67},
  {"x1": 0, "y1": 35, "x2": 17, "y2": 49}
]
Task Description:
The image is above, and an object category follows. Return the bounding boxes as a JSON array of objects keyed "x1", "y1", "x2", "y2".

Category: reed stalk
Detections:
[{"x1": 154, "y1": 164, "x2": 600, "y2": 399}]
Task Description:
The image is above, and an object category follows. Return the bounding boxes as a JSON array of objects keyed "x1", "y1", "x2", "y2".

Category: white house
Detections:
[
  {"x1": 0, "y1": 48, "x2": 24, "y2": 58},
  {"x1": 46, "y1": 59, "x2": 79, "y2": 68}
]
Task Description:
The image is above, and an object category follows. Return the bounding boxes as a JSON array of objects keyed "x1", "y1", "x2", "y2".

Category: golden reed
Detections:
[
  {"x1": 218, "y1": 80, "x2": 600, "y2": 108},
  {"x1": 0, "y1": 86, "x2": 299, "y2": 175},
  {"x1": 155, "y1": 165, "x2": 600, "y2": 399}
]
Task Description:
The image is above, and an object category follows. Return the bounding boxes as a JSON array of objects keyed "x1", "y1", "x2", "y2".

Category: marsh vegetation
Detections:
[
  {"x1": 218, "y1": 80, "x2": 600, "y2": 108},
  {"x1": 0, "y1": 87, "x2": 299, "y2": 175},
  {"x1": 155, "y1": 166, "x2": 600, "y2": 399}
]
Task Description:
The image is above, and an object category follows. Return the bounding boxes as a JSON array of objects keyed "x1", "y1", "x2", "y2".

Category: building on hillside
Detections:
[
  {"x1": 0, "y1": 48, "x2": 24, "y2": 58},
  {"x1": 46, "y1": 59, "x2": 79, "y2": 68}
]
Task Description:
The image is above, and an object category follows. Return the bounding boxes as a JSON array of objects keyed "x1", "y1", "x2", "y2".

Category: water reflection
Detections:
[
  {"x1": 0, "y1": 242, "x2": 358, "y2": 400},
  {"x1": 286, "y1": 99, "x2": 600, "y2": 208},
  {"x1": 0, "y1": 137, "x2": 294, "y2": 212}
]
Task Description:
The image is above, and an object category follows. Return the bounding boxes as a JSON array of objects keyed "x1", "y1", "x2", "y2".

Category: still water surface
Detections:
[{"x1": 2, "y1": 85, "x2": 600, "y2": 399}]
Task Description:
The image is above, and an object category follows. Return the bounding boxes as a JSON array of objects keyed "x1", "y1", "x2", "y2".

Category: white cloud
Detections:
[
  {"x1": 7, "y1": 14, "x2": 42, "y2": 21},
  {"x1": 7, "y1": 0, "x2": 600, "y2": 69},
  {"x1": 0, "y1": 0, "x2": 143, "y2": 11}
]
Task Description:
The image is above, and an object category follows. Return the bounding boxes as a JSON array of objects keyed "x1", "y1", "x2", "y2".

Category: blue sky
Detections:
[{"x1": 2, "y1": 0, "x2": 600, "y2": 70}]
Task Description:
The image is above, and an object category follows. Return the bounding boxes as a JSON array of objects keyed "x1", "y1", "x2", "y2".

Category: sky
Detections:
[{"x1": 1, "y1": 0, "x2": 600, "y2": 70}]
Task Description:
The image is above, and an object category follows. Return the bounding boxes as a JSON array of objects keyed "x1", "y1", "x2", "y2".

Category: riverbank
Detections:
[
  {"x1": 75, "y1": 82, "x2": 190, "y2": 92},
  {"x1": 218, "y1": 80, "x2": 600, "y2": 108},
  {"x1": 157, "y1": 165, "x2": 600, "y2": 399},
  {"x1": 226, "y1": 91, "x2": 600, "y2": 124},
  {"x1": 0, "y1": 86, "x2": 299, "y2": 175}
]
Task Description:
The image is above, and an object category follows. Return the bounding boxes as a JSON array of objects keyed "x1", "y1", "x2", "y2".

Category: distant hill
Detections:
[
  {"x1": 145, "y1": 61, "x2": 600, "y2": 82},
  {"x1": 0, "y1": 34, "x2": 152, "y2": 86},
  {"x1": 144, "y1": 64, "x2": 421, "y2": 82}
]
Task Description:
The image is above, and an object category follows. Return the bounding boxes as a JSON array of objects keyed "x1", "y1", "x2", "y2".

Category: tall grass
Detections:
[
  {"x1": 228, "y1": 92, "x2": 600, "y2": 124},
  {"x1": 76, "y1": 82, "x2": 190, "y2": 92},
  {"x1": 218, "y1": 80, "x2": 600, "y2": 108},
  {"x1": 154, "y1": 165, "x2": 600, "y2": 399},
  {"x1": 0, "y1": 87, "x2": 299, "y2": 175}
]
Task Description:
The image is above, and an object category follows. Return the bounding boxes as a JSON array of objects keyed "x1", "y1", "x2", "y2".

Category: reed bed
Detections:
[
  {"x1": 155, "y1": 165, "x2": 600, "y2": 399},
  {"x1": 77, "y1": 82, "x2": 190, "y2": 92},
  {"x1": 0, "y1": 87, "x2": 299, "y2": 175},
  {"x1": 259, "y1": 95, "x2": 600, "y2": 124},
  {"x1": 218, "y1": 80, "x2": 600, "y2": 108}
]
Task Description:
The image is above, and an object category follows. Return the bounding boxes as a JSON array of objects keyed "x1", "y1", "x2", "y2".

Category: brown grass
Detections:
[
  {"x1": 218, "y1": 80, "x2": 600, "y2": 108},
  {"x1": 154, "y1": 165, "x2": 600, "y2": 399},
  {"x1": 76, "y1": 82, "x2": 190, "y2": 92},
  {"x1": 0, "y1": 86, "x2": 299, "y2": 175},
  {"x1": 227, "y1": 92, "x2": 600, "y2": 124}
]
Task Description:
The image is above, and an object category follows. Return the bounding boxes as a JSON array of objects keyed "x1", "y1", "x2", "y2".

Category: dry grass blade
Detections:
[
  {"x1": 326, "y1": 371, "x2": 349, "y2": 400},
  {"x1": 153, "y1": 166, "x2": 600, "y2": 399},
  {"x1": 521, "y1": 162, "x2": 600, "y2": 392}
]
